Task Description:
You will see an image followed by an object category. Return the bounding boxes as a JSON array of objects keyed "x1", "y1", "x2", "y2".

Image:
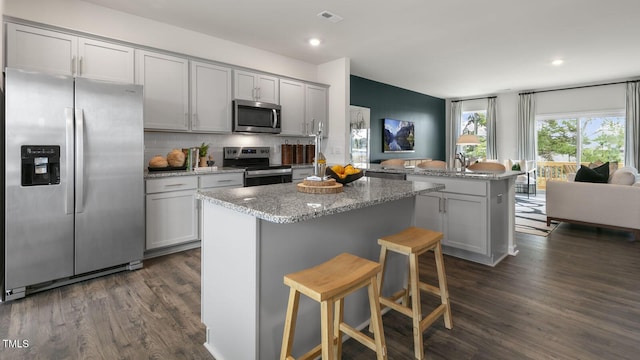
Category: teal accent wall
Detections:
[{"x1": 350, "y1": 75, "x2": 446, "y2": 163}]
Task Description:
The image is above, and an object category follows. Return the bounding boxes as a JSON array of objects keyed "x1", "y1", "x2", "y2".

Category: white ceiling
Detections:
[{"x1": 83, "y1": 0, "x2": 640, "y2": 99}]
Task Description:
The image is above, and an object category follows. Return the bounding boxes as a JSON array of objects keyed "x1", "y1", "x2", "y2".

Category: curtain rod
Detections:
[
  {"x1": 519, "y1": 80, "x2": 635, "y2": 96},
  {"x1": 451, "y1": 96, "x2": 496, "y2": 103}
]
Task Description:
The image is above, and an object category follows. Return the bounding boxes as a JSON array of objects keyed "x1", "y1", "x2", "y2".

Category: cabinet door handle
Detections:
[
  {"x1": 443, "y1": 198, "x2": 447, "y2": 213},
  {"x1": 78, "y1": 56, "x2": 83, "y2": 76},
  {"x1": 165, "y1": 183, "x2": 186, "y2": 187},
  {"x1": 217, "y1": 179, "x2": 233, "y2": 183},
  {"x1": 71, "y1": 56, "x2": 76, "y2": 75}
]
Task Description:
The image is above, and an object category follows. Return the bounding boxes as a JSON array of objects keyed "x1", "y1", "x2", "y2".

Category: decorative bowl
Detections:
[{"x1": 325, "y1": 166, "x2": 364, "y2": 184}]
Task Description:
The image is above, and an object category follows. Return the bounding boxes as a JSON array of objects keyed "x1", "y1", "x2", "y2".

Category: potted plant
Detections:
[{"x1": 199, "y1": 142, "x2": 210, "y2": 168}]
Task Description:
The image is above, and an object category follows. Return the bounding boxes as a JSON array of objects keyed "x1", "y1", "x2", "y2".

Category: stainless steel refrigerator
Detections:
[{"x1": 3, "y1": 68, "x2": 144, "y2": 301}]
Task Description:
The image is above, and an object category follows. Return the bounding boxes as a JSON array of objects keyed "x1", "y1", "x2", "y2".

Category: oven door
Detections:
[
  {"x1": 244, "y1": 168, "x2": 292, "y2": 187},
  {"x1": 233, "y1": 99, "x2": 281, "y2": 134}
]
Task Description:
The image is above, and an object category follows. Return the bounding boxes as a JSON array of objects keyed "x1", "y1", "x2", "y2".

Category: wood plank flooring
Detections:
[
  {"x1": 343, "y1": 223, "x2": 640, "y2": 359},
  {"x1": 2, "y1": 223, "x2": 639, "y2": 359},
  {"x1": 0, "y1": 250, "x2": 212, "y2": 360}
]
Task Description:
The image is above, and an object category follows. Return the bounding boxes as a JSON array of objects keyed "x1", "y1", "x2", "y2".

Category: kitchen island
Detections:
[
  {"x1": 366, "y1": 164, "x2": 522, "y2": 266},
  {"x1": 196, "y1": 177, "x2": 444, "y2": 360}
]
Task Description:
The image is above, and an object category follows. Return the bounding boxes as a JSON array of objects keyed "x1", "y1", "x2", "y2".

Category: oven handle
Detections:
[{"x1": 245, "y1": 168, "x2": 292, "y2": 178}]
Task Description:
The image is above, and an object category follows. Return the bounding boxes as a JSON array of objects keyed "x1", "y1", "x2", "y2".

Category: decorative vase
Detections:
[{"x1": 199, "y1": 156, "x2": 207, "y2": 168}]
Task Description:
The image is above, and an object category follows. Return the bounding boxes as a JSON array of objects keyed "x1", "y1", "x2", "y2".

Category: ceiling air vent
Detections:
[{"x1": 317, "y1": 10, "x2": 343, "y2": 23}]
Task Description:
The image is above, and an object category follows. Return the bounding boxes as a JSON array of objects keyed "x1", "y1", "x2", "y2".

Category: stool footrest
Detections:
[
  {"x1": 419, "y1": 282, "x2": 441, "y2": 296},
  {"x1": 420, "y1": 304, "x2": 447, "y2": 332},
  {"x1": 380, "y1": 296, "x2": 413, "y2": 317},
  {"x1": 298, "y1": 343, "x2": 323, "y2": 360},
  {"x1": 340, "y1": 323, "x2": 377, "y2": 352},
  {"x1": 389, "y1": 288, "x2": 408, "y2": 302}
]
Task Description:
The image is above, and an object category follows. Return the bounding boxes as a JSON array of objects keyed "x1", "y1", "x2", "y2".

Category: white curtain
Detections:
[
  {"x1": 486, "y1": 97, "x2": 498, "y2": 160},
  {"x1": 626, "y1": 81, "x2": 640, "y2": 169},
  {"x1": 449, "y1": 101, "x2": 462, "y2": 167},
  {"x1": 517, "y1": 93, "x2": 536, "y2": 160}
]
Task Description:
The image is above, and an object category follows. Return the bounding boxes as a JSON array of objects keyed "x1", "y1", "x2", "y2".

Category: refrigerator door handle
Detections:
[
  {"x1": 75, "y1": 108, "x2": 85, "y2": 213},
  {"x1": 65, "y1": 107, "x2": 75, "y2": 215}
]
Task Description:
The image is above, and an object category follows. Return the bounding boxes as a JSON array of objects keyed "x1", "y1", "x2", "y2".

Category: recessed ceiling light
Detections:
[
  {"x1": 552, "y1": 59, "x2": 564, "y2": 66},
  {"x1": 309, "y1": 38, "x2": 321, "y2": 46}
]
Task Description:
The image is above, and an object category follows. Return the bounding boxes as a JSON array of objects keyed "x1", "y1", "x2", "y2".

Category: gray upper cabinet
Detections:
[
  {"x1": 306, "y1": 84, "x2": 328, "y2": 136},
  {"x1": 7, "y1": 23, "x2": 134, "y2": 83},
  {"x1": 279, "y1": 79, "x2": 306, "y2": 136},
  {"x1": 135, "y1": 50, "x2": 190, "y2": 131},
  {"x1": 233, "y1": 70, "x2": 279, "y2": 104},
  {"x1": 191, "y1": 61, "x2": 233, "y2": 133},
  {"x1": 77, "y1": 38, "x2": 134, "y2": 83}
]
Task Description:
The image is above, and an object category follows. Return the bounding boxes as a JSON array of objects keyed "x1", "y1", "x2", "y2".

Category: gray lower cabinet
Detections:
[
  {"x1": 145, "y1": 172, "x2": 244, "y2": 252},
  {"x1": 292, "y1": 167, "x2": 314, "y2": 180},
  {"x1": 408, "y1": 174, "x2": 509, "y2": 266},
  {"x1": 145, "y1": 176, "x2": 199, "y2": 250}
]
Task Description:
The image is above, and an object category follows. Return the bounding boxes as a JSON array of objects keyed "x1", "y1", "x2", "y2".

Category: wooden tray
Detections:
[
  {"x1": 297, "y1": 181, "x2": 343, "y2": 194},
  {"x1": 302, "y1": 178, "x2": 337, "y2": 187}
]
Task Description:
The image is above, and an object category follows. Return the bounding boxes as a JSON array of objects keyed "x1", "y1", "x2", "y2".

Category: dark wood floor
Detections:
[
  {"x1": 0, "y1": 250, "x2": 212, "y2": 360},
  {"x1": 2, "y1": 223, "x2": 639, "y2": 359}
]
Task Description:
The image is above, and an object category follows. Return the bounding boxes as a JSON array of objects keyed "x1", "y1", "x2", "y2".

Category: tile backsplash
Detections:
[{"x1": 144, "y1": 132, "x2": 312, "y2": 168}]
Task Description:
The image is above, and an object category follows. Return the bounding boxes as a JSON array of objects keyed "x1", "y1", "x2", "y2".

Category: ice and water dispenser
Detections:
[{"x1": 21, "y1": 145, "x2": 61, "y2": 186}]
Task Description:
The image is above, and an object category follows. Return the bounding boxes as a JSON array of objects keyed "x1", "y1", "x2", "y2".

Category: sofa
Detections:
[{"x1": 545, "y1": 166, "x2": 640, "y2": 240}]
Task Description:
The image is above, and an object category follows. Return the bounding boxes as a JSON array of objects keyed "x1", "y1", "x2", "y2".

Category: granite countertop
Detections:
[
  {"x1": 144, "y1": 167, "x2": 245, "y2": 179},
  {"x1": 196, "y1": 177, "x2": 444, "y2": 224},
  {"x1": 363, "y1": 163, "x2": 523, "y2": 180},
  {"x1": 145, "y1": 164, "x2": 313, "y2": 179}
]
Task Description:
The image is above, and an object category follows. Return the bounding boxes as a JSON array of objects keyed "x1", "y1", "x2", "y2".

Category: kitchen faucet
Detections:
[{"x1": 455, "y1": 152, "x2": 467, "y2": 171}]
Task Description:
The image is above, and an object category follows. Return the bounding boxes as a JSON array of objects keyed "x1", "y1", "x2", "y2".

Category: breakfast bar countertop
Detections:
[
  {"x1": 363, "y1": 163, "x2": 523, "y2": 180},
  {"x1": 196, "y1": 177, "x2": 444, "y2": 224}
]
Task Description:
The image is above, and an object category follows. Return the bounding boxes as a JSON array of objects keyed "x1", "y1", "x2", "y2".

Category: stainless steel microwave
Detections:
[{"x1": 232, "y1": 99, "x2": 281, "y2": 134}]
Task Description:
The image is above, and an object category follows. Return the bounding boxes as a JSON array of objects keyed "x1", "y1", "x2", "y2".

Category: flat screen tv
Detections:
[{"x1": 383, "y1": 118, "x2": 415, "y2": 152}]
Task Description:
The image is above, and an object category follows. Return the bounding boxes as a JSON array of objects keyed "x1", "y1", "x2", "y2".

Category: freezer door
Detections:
[
  {"x1": 73, "y1": 78, "x2": 144, "y2": 274},
  {"x1": 4, "y1": 68, "x2": 75, "y2": 289}
]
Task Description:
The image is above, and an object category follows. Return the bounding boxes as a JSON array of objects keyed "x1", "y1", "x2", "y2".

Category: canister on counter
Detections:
[
  {"x1": 281, "y1": 141, "x2": 293, "y2": 165},
  {"x1": 305, "y1": 143, "x2": 315, "y2": 164},
  {"x1": 295, "y1": 141, "x2": 304, "y2": 164}
]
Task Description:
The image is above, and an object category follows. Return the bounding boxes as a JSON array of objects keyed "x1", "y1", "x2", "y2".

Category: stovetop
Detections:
[
  {"x1": 223, "y1": 146, "x2": 291, "y2": 171},
  {"x1": 227, "y1": 164, "x2": 291, "y2": 171}
]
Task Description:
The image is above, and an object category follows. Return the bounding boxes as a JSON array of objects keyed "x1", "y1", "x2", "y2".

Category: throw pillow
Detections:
[
  {"x1": 575, "y1": 163, "x2": 609, "y2": 183},
  {"x1": 610, "y1": 168, "x2": 638, "y2": 186},
  {"x1": 588, "y1": 160, "x2": 604, "y2": 169},
  {"x1": 511, "y1": 163, "x2": 521, "y2": 171}
]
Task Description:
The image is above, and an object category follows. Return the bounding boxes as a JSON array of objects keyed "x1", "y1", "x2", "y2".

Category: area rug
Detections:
[{"x1": 515, "y1": 196, "x2": 558, "y2": 236}]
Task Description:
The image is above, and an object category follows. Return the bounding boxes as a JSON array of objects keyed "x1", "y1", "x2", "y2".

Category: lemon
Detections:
[{"x1": 331, "y1": 165, "x2": 345, "y2": 174}]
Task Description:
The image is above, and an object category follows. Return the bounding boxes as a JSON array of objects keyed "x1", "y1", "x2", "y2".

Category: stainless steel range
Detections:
[{"x1": 223, "y1": 147, "x2": 292, "y2": 187}]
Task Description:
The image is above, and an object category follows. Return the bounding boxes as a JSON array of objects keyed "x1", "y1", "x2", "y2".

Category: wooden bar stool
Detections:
[
  {"x1": 281, "y1": 252, "x2": 387, "y2": 360},
  {"x1": 376, "y1": 226, "x2": 453, "y2": 359}
]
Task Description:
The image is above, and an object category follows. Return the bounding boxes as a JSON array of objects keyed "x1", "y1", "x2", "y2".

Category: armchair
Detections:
[{"x1": 505, "y1": 159, "x2": 537, "y2": 197}]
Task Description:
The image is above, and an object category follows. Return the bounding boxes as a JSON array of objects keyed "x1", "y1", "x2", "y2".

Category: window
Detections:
[
  {"x1": 536, "y1": 111, "x2": 625, "y2": 165},
  {"x1": 460, "y1": 110, "x2": 487, "y2": 159},
  {"x1": 535, "y1": 111, "x2": 625, "y2": 185}
]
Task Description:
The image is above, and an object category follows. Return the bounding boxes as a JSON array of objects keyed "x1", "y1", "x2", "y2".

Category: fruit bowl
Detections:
[{"x1": 326, "y1": 166, "x2": 364, "y2": 184}]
